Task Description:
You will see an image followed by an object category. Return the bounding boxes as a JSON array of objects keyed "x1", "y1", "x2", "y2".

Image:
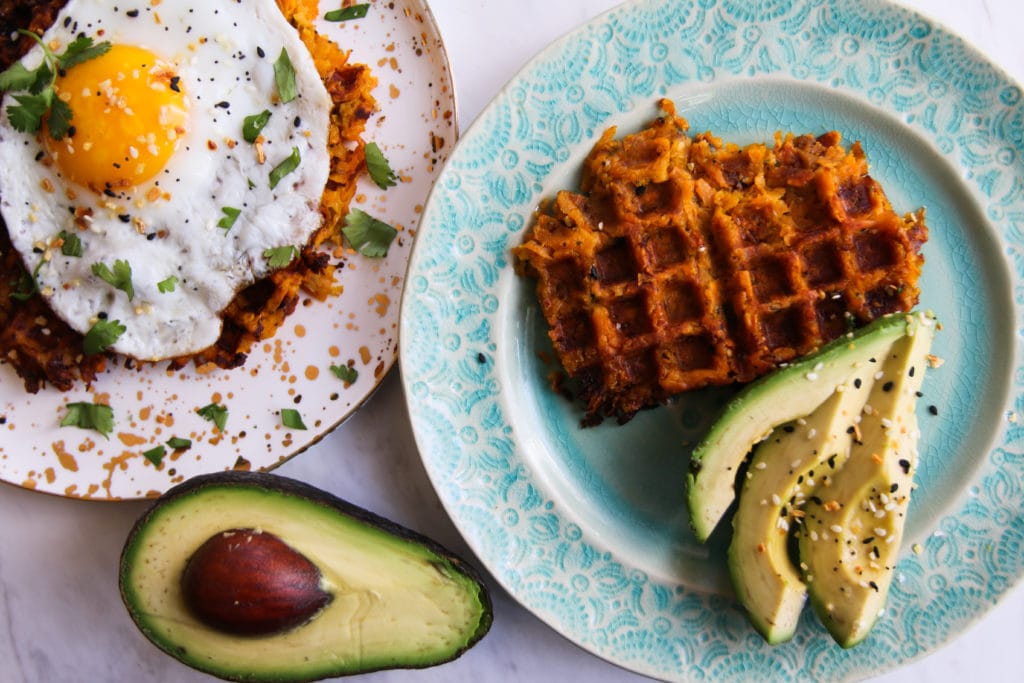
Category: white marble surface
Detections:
[{"x1": 1, "y1": 0, "x2": 1022, "y2": 681}]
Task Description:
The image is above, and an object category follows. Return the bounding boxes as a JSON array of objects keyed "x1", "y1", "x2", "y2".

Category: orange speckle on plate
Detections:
[
  {"x1": 44, "y1": 467, "x2": 55, "y2": 484},
  {"x1": 295, "y1": 324, "x2": 307, "y2": 338},
  {"x1": 389, "y1": 84, "x2": 400, "y2": 99},
  {"x1": 369, "y1": 293, "x2": 391, "y2": 317},
  {"x1": 305, "y1": 365, "x2": 319, "y2": 380},
  {"x1": 52, "y1": 441, "x2": 79, "y2": 472},
  {"x1": 329, "y1": 345, "x2": 341, "y2": 357},
  {"x1": 359, "y1": 346, "x2": 372, "y2": 364},
  {"x1": 118, "y1": 432, "x2": 147, "y2": 447},
  {"x1": 139, "y1": 406, "x2": 152, "y2": 420}
]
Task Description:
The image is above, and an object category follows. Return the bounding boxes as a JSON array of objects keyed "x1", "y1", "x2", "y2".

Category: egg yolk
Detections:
[{"x1": 45, "y1": 44, "x2": 189, "y2": 192}]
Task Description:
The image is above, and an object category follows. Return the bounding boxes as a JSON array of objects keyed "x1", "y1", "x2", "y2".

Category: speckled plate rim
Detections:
[
  {"x1": 0, "y1": 0, "x2": 457, "y2": 500},
  {"x1": 400, "y1": 0, "x2": 1023, "y2": 681}
]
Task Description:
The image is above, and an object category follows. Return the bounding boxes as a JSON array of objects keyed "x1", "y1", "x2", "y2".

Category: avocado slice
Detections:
[
  {"x1": 119, "y1": 471, "x2": 493, "y2": 682},
  {"x1": 728, "y1": 364, "x2": 876, "y2": 643},
  {"x1": 798, "y1": 312, "x2": 936, "y2": 647},
  {"x1": 687, "y1": 313, "x2": 916, "y2": 542}
]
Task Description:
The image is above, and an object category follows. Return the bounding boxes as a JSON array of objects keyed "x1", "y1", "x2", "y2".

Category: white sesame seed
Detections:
[
  {"x1": 771, "y1": 494, "x2": 782, "y2": 506},
  {"x1": 874, "y1": 527, "x2": 888, "y2": 537},
  {"x1": 830, "y1": 524, "x2": 843, "y2": 533}
]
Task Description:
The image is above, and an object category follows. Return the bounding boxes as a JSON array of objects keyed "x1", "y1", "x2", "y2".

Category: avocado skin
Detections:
[{"x1": 119, "y1": 470, "x2": 493, "y2": 682}]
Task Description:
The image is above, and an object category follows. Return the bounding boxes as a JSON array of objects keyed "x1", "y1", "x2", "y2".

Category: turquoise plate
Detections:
[{"x1": 400, "y1": 0, "x2": 1023, "y2": 680}]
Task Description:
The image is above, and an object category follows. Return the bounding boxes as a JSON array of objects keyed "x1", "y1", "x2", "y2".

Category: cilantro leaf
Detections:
[
  {"x1": 58, "y1": 36, "x2": 111, "y2": 71},
  {"x1": 217, "y1": 206, "x2": 241, "y2": 231},
  {"x1": 325, "y1": 4, "x2": 370, "y2": 21},
  {"x1": 83, "y1": 319, "x2": 126, "y2": 355},
  {"x1": 142, "y1": 445, "x2": 165, "y2": 466},
  {"x1": 60, "y1": 402, "x2": 114, "y2": 438},
  {"x1": 6, "y1": 92, "x2": 50, "y2": 133},
  {"x1": 342, "y1": 208, "x2": 398, "y2": 258},
  {"x1": 280, "y1": 408, "x2": 307, "y2": 430},
  {"x1": 0, "y1": 61, "x2": 37, "y2": 92},
  {"x1": 166, "y1": 436, "x2": 192, "y2": 450},
  {"x1": 242, "y1": 110, "x2": 271, "y2": 143},
  {"x1": 330, "y1": 364, "x2": 358, "y2": 384},
  {"x1": 58, "y1": 230, "x2": 83, "y2": 257},
  {"x1": 263, "y1": 245, "x2": 298, "y2": 269},
  {"x1": 157, "y1": 275, "x2": 178, "y2": 293},
  {"x1": 365, "y1": 142, "x2": 398, "y2": 189},
  {"x1": 268, "y1": 146, "x2": 301, "y2": 189},
  {"x1": 46, "y1": 97, "x2": 72, "y2": 140},
  {"x1": 197, "y1": 403, "x2": 228, "y2": 432},
  {"x1": 91, "y1": 259, "x2": 134, "y2": 300},
  {"x1": 273, "y1": 48, "x2": 297, "y2": 104},
  {"x1": 2, "y1": 31, "x2": 110, "y2": 140}
]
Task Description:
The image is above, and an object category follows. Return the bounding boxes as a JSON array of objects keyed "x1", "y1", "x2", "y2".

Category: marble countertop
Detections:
[{"x1": 1, "y1": 0, "x2": 1022, "y2": 681}]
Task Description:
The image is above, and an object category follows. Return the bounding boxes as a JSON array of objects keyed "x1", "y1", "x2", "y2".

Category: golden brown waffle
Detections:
[{"x1": 513, "y1": 100, "x2": 927, "y2": 424}]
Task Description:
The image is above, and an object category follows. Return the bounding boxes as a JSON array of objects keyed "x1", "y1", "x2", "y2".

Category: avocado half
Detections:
[{"x1": 119, "y1": 471, "x2": 493, "y2": 682}]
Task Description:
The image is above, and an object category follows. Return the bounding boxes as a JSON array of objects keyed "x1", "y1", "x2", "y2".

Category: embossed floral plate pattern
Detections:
[
  {"x1": 0, "y1": 1, "x2": 455, "y2": 499},
  {"x1": 401, "y1": 0, "x2": 1023, "y2": 680}
]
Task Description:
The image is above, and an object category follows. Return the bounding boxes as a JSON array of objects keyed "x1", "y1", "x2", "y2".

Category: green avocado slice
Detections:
[
  {"x1": 728, "y1": 363, "x2": 876, "y2": 643},
  {"x1": 798, "y1": 312, "x2": 935, "y2": 648},
  {"x1": 687, "y1": 313, "x2": 915, "y2": 542},
  {"x1": 119, "y1": 471, "x2": 492, "y2": 682}
]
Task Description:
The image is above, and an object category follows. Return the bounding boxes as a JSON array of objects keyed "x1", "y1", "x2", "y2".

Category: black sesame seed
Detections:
[
  {"x1": 783, "y1": 425, "x2": 796, "y2": 433},
  {"x1": 863, "y1": 536, "x2": 875, "y2": 544},
  {"x1": 476, "y1": 352, "x2": 486, "y2": 364},
  {"x1": 890, "y1": 483, "x2": 899, "y2": 493},
  {"x1": 256, "y1": 46, "x2": 265, "y2": 58},
  {"x1": 898, "y1": 459, "x2": 910, "y2": 474},
  {"x1": 869, "y1": 581, "x2": 879, "y2": 592},
  {"x1": 215, "y1": 101, "x2": 230, "y2": 109},
  {"x1": 928, "y1": 405, "x2": 938, "y2": 416},
  {"x1": 293, "y1": 116, "x2": 301, "y2": 127},
  {"x1": 909, "y1": 366, "x2": 916, "y2": 377},
  {"x1": 169, "y1": 76, "x2": 181, "y2": 93},
  {"x1": 854, "y1": 378, "x2": 862, "y2": 389},
  {"x1": 882, "y1": 381, "x2": 894, "y2": 392},
  {"x1": 126, "y1": 8, "x2": 139, "y2": 17},
  {"x1": 118, "y1": 214, "x2": 131, "y2": 223},
  {"x1": 34, "y1": 150, "x2": 44, "y2": 162},
  {"x1": 97, "y1": 311, "x2": 108, "y2": 319}
]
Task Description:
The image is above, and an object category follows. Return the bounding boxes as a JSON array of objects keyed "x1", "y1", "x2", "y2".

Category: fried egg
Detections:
[{"x1": 0, "y1": 0, "x2": 331, "y2": 360}]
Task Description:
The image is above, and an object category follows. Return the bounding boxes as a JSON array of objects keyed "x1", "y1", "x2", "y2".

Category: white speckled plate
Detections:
[
  {"x1": 401, "y1": 0, "x2": 1023, "y2": 680},
  {"x1": 0, "y1": 1, "x2": 455, "y2": 500}
]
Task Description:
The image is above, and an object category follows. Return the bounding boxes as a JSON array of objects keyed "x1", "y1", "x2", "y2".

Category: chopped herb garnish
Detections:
[
  {"x1": 0, "y1": 31, "x2": 111, "y2": 139},
  {"x1": 157, "y1": 275, "x2": 178, "y2": 293},
  {"x1": 83, "y1": 318, "x2": 126, "y2": 355},
  {"x1": 166, "y1": 436, "x2": 192, "y2": 450},
  {"x1": 58, "y1": 230, "x2": 83, "y2": 257},
  {"x1": 242, "y1": 109, "x2": 271, "y2": 143},
  {"x1": 325, "y1": 4, "x2": 370, "y2": 21},
  {"x1": 217, "y1": 206, "x2": 241, "y2": 231},
  {"x1": 263, "y1": 245, "x2": 299, "y2": 269},
  {"x1": 142, "y1": 445, "x2": 165, "y2": 466},
  {"x1": 60, "y1": 401, "x2": 114, "y2": 437},
  {"x1": 330, "y1": 364, "x2": 358, "y2": 384},
  {"x1": 273, "y1": 48, "x2": 297, "y2": 104},
  {"x1": 197, "y1": 403, "x2": 228, "y2": 432},
  {"x1": 280, "y1": 408, "x2": 307, "y2": 430},
  {"x1": 342, "y1": 208, "x2": 397, "y2": 257},
  {"x1": 9, "y1": 259, "x2": 43, "y2": 301},
  {"x1": 268, "y1": 146, "x2": 301, "y2": 189},
  {"x1": 365, "y1": 141, "x2": 398, "y2": 189},
  {"x1": 91, "y1": 259, "x2": 134, "y2": 301}
]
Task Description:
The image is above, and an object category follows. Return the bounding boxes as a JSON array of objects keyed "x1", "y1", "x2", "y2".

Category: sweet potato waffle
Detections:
[
  {"x1": 513, "y1": 100, "x2": 927, "y2": 424},
  {"x1": 0, "y1": 0, "x2": 375, "y2": 392}
]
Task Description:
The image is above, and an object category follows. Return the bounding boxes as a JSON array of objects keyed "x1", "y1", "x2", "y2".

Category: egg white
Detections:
[{"x1": 0, "y1": 0, "x2": 332, "y2": 360}]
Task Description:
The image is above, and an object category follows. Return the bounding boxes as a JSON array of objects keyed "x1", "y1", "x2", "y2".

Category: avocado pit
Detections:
[{"x1": 181, "y1": 528, "x2": 332, "y2": 637}]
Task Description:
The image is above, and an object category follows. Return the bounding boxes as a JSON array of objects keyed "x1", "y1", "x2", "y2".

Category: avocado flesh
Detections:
[
  {"x1": 120, "y1": 472, "x2": 492, "y2": 682},
  {"x1": 687, "y1": 313, "x2": 913, "y2": 542},
  {"x1": 798, "y1": 313, "x2": 935, "y2": 648},
  {"x1": 728, "y1": 367, "x2": 876, "y2": 644}
]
